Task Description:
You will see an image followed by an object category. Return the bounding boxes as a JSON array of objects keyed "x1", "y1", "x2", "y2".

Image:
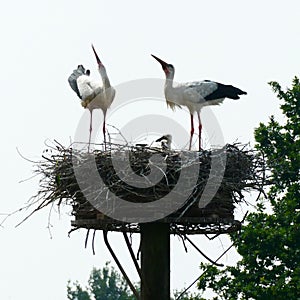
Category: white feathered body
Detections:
[
  {"x1": 164, "y1": 80, "x2": 224, "y2": 114},
  {"x1": 77, "y1": 75, "x2": 115, "y2": 112}
]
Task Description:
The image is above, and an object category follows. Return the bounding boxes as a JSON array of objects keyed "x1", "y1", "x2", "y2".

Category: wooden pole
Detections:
[{"x1": 140, "y1": 223, "x2": 170, "y2": 300}]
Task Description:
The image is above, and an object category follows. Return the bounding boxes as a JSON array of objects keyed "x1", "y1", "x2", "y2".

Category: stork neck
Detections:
[
  {"x1": 165, "y1": 73, "x2": 174, "y2": 90},
  {"x1": 99, "y1": 66, "x2": 111, "y2": 88}
]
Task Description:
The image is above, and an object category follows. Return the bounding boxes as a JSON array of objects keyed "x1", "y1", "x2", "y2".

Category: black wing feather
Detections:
[
  {"x1": 204, "y1": 81, "x2": 247, "y2": 101},
  {"x1": 68, "y1": 65, "x2": 89, "y2": 99}
]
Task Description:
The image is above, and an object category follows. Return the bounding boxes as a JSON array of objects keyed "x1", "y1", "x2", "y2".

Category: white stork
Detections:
[
  {"x1": 68, "y1": 45, "x2": 115, "y2": 151},
  {"x1": 156, "y1": 134, "x2": 172, "y2": 150},
  {"x1": 151, "y1": 55, "x2": 247, "y2": 150}
]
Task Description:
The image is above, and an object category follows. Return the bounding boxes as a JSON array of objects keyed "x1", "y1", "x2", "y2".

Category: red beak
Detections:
[
  {"x1": 151, "y1": 54, "x2": 169, "y2": 68},
  {"x1": 91, "y1": 44, "x2": 103, "y2": 66}
]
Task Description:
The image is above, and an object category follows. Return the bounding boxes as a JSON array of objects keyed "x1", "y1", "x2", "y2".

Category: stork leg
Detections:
[
  {"x1": 103, "y1": 110, "x2": 107, "y2": 150},
  {"x1": 197, "y1": 111, "x2": 202, "y2": 151},
  {"x1": 189, "y1": 113, "x2": 194, "y2": 150},
  {"x1": 88, "y1": 109, "x2": 93, "y2": 153}
]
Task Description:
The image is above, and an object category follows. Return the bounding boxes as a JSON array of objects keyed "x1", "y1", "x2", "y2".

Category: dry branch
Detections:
[{"x1": 24, "y1": 141, "x2": 267, "y2": 234}]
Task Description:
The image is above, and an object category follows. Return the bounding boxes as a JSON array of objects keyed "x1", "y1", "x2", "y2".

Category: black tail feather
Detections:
[
  {"x1": 205, "y1": 82, "x2": 247, "y2": 101},
  {"x1": 225, "y1": 85, "x2": 247, "y2": 100}
]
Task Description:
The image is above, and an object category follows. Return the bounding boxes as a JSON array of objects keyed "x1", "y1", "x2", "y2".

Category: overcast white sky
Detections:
[{"x1": 1, "y1": 1, "x2": 299, "y2": 299}]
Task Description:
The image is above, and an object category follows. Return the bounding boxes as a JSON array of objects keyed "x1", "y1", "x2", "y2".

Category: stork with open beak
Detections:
[
  {"x1": 68, "y1": 45, "x2": 115, "y2": 151},
  {"x1": 151, "y1": 54, "x2": 247, "y2": 150}
]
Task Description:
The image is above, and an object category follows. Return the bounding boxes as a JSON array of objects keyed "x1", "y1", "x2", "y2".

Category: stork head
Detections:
[
  {"x1": 151, "y1": 54, "x2": 174, "y2": 77},
  {"x1": 156, "y1": 134, "x2": 172, "y2": 150},
  {"x1": 156, "y1": 134, "x2": 172, "y2": 143},
  {"x1": 91, "y1": 44, "x2": 104, "y2": 68}
]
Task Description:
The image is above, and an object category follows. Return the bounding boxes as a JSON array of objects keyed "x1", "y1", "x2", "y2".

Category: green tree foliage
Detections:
[
  {"x1": 67, "y1": 282, "x2": 90, "y2": 300},
  {"x1": 173, "y1": 289, "x2": 206, "y2": 300},
  {"x1": 67, "y1": 262, "x2": 202, "y2": 300},
  {"x1": 197, "y1": 78, "x2": 300, "y2": 300},
  {"x1": 67, "y1": 262, "x2": 134, "y2": 300}
]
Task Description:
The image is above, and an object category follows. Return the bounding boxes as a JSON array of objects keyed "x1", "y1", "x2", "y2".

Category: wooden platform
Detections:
[{"x1": 71, "y1": 212, "x2": 241, "y2": 235}]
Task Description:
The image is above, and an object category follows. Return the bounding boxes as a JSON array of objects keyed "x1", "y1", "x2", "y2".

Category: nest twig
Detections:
[{"x1": 21, "y1": 141, "x2": 267, "y2": 230}]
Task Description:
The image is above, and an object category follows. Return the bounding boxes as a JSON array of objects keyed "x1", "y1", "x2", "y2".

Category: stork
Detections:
[
  {"x1": 156, "y1": 134, "x2": 172, "y2": 150},
  {"x1": 151, "y1": 55, "x2": 247, "y2": 150},
  {"x1": 68, "y1": 45, "x2": 115, "y2": 151}
]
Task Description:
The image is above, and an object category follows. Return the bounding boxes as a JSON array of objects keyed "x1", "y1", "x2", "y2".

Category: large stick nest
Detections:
[{"x1": 31, "y1": 142, "x2": 265, "y2": 228}]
